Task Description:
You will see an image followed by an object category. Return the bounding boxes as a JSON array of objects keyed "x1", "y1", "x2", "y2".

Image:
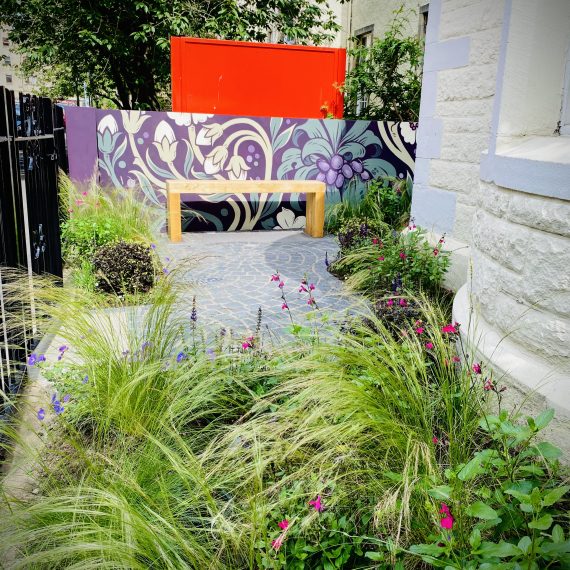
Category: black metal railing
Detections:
[{"x1": 0, "y1": 86, "x2": 67, "y2": 420}]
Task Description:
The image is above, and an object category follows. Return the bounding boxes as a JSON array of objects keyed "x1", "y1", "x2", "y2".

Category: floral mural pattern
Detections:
[{"x1": 94, "y1": 110, "x2": 416, "y2": 231}]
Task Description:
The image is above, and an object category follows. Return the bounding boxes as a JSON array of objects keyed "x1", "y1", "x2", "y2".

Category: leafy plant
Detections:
[
  {"x1": 331, "y1": 228, "x2": 450, "y2": 296},
  {"x1": 93, "y1": 240, "x2": 156, "y2": 295},
  {"x1": 409, "y1": 409, "x2": 570, "y2": 569},
  {"x1": 362, "y1": 176, "x2": 412, "y2": 229},
  {"x1": 343, "y1": 7, "x2": 424, "y2": 121},
  {"x1": 336, "y1": 218, "x2": 387, "y2": 253}
]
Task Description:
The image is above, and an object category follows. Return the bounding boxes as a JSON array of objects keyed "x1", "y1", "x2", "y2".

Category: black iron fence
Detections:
[{"x1": 0, "y1": 86, "x2": 67, "y2": 417}]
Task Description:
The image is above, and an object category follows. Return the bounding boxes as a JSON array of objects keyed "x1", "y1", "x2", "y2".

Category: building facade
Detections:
[
  {"x1": 0, "y1": 28, "x2": 37, "y2": 94},
  {"x1": 411, "y1": 0, "x2": 570, "y2": 447}
]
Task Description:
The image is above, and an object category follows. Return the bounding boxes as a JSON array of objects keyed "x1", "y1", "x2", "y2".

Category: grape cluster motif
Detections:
[{"x1": 315, "y1": 154, "x2": 371, "y2": 188}]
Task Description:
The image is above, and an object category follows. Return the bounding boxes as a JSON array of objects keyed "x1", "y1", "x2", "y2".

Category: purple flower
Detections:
[
  {"x1": 82, "y1": 375, "x2": 89, "y2": 384},
  {"x1": 27, "y1": 354, "x2": 37, "y2": 366},
  {"x1": 52, "y1": 400, "x2": 64, "y2": 415},
  {"x1": 163, "y1": 268, "x2": 169, "y2": 275},
  {"x1": 150, "y1": 243, "x2": 156, "y2": 250},
  {"x1": 38, "y1": 355, "x2": 46, "y2": 362},
  {"x1": 58, "y1": 345, "x2": 68, "y2": 352},
  {"x1": 37, "y1": 408, "x2": 45, "y2": 421},
  {"x1": 206, "y1": 348, "x2": 216, "y2": 362},
  {"x1": 141, "y1": 342, "x2": 151, "y2": 351},
  {"x1": 176, "y1": 351, "x2": 186, "y2": 363},
  {"x1": 63, "y1": 394, "x2": 71, "y2": 403}
]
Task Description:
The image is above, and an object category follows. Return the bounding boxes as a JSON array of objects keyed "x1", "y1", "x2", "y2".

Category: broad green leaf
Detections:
[
  {"x1": 540, "y1": 539, "x2": 570, "y2": 556},
  {"x1": 518, "y1": 536, "x2": 532, "y2": 554},
  {"x1": 409, "y1": 543, "x2": 446, "y2": 557},
  {"x1": 428, "y1": 485, "x2": 452, "y2": 500},
  {"x1": 552, "y1": 524, "x2": 565, "y2": 543},
  {"x1": 469, "y1": 528, "x2": 481, "y2": 549},
  {"x1": 542, "y1": 485, "x2": 569, "y2": 507},
  {"x1": 364, "y1": 551, "x2": 384, "y2": 561},
  {"x1": 466, "y1": 501, "x2": 499, "y2": 520},
  {"x1": 529, "y1": 514, "x2": 553, "y2": 530},
  {"x1": 475, "y1": 541, "x2": 521, "y2": 557},
  {"x1": 531, "y1": 441, "x2": 562, "y2": 460},
  {"x1": 534, "y1": 408, "x2": 555, "y2": 430}
]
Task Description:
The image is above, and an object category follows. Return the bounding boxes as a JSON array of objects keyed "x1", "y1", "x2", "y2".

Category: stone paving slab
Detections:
[{"x1": 159, "y1": 230, "x2": 365, "y2": 338}]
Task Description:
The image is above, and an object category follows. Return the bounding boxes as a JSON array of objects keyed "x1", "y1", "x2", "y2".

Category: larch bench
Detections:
[{"x1": 166, "y1": 179, "x2": 326, "y2": 241}]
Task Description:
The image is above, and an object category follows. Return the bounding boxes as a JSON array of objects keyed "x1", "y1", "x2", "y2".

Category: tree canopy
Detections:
[{"x1": 0, "y1": 0, "x2": 342, "y2": 109}]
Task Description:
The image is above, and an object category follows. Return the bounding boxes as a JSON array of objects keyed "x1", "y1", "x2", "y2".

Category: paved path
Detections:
[{"x1": 160, "y1": 230, "x2": 363, "y2": 338}]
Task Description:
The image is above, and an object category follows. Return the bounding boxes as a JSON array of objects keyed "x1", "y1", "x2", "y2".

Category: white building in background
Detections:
[
  {"x1": 411, "y1": 0, "x2": 570, "y2": 448},
  {"x1": 0, "y1": 28, "x2": 37, "y2": 93}
]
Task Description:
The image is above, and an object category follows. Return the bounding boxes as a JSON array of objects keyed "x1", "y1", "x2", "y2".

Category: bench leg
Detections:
[
  {"x1": 167, "y1": 191, "x2": 182, "y2": 242},
  {"x1": 305, "y1": 192, "x2": 325, "y2": 238}
]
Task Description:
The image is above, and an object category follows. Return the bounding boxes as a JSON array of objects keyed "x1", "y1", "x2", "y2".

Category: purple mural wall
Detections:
[{"x1": 65, "y1": 107, "x2": 416, "y2": 231}]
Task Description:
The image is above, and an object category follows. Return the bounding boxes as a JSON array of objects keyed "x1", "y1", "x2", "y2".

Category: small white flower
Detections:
[
  {"x1": 167, "y1": 112, "x2": 213, "y2": 126},
  {"x1": 226, "y1": 155, "x2": 250, "y2": 180},
  {"x1": 204, "y1": 146, "x2": 229, "y2": 174},
  {"x1": 196, "y1": 123, "x2": 224, "y2": 146},
  {"x1": 97, "y1": 114, "x2": 118, "y2": 135},
  {"x1": 274, "y1": 208, "x2": 306, "y2": 230}
]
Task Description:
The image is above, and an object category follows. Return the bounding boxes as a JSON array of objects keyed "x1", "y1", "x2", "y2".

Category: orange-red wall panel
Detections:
[{"x1": 171, "y1": 37, "x2": 345, "y2": 119}]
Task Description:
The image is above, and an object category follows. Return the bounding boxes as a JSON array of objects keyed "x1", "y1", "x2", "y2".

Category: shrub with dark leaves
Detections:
[
  {"x1": 337, "y1": 218, "x2": 387, "y2": 253},
  {"x1": 93, "y1": 241, "x2": 155, "y2": 295}
]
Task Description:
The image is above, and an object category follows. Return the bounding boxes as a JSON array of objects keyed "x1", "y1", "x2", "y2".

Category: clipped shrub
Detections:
[{"x1": 93, "y1": 240, "x2": 155, "y2": 295}]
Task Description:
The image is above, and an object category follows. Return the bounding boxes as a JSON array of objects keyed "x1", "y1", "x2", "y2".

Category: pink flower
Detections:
[
  {"x1": 298, "y1": 285, "x2": 308, "y2": 292},
  {"x1": 281, "y1": 303, "x2": 288, "y2": 310},
  {"x1": 81, "y1": 191, "x2": 88, "y2": 196},
  {"x1": 242, "y1": 342, "x2": 250, "y2": 350},
  {"x1": 309, "y1": 283, "x2": 315, "y2": 291},
  {"x1": 415, "y1": 327, "x2": 424, "y2": 334},
  {"x1": 278, "y1": 519, "x2": 289, "y2": 530},
  {"x1": 484, "y1": 379, "x2": 494, "y2": 391},
  {"x1": 452, "y1": 356, "x2": 461, "y2": 363},
  {"x1": 433, "y1": 248, "x2": 439, "y2": 256},
  {"x1": 75, "y1": 199, "x2": 84, "y2": 206},
  {"x1": 425, "y1": 342, "x2": 434, "y2": 350},
  {"x1": 399, "y1": 298, "x2": 407, "y2": 307},
  {"x1": 441, "y1": 324, "x2": 457, "y2": 334},
  {"x1": 378, "y1": 256, "x2": 385, "y2": 261},
  {"x1": 272, "y1": 534, "x2": 285, "y2": 551},
  {"x1": 399, "y1": 251, "x2": 407, "y2": 260},
  {"x1": 372, "y1": 237, "x2": 379, "y2": 245},
  {"x1": 441, "y1": 515, "x2": 454, "y2": 530},
  {"x1": 307, "y1": 298, "x2": 315, "y2": 306},
  {"x1": 472, "y1": 363, "x2": 482, "y2": 374},
  {"x1": 67, "y1": 208, "x2": 73, "y2": 213},
  {"x1": 309, "y1": 495, "x2": 323, "y2": 512},
  {"x1": 387, "y1": 299, "x2": 394, "y2": 306},
  {"x1": 278, "y1": 281, "x2": 285, "y2": 289},
  {"x1": 439, "y1": 503, "x2": 450, "y2": 515},
  {"x1": 432, "y1": 436, "x2": 439, "y2": 444},
  {"x1": 270, "y1": 274, "x2": 280, "y2": 282}
]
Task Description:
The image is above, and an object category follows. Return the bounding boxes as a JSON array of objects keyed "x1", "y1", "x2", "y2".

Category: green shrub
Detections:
[
  {"x1": 331, "y1": 228, "x2": 450, "y2": 296},
  {"x1": 363, "y1": 177, "x2": 412, "y2": 229},
  {"x1": 93, "y1": 240, "x2": 155, "y2": 295},
  {"x1": 336, "y1": 217, "x2": 387, "y2": 253}
]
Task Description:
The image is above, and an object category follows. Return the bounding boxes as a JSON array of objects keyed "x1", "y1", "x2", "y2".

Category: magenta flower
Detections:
[
  {"x1": 298, "y1": 284, "x2": 308, "y2": 292},
  {"x1": 415, "y1": 327, "x2": 424, "y2": 334},
  {"x1": 307, "y1": 298, "x2": 316, "y2": 306},
  {"x1": 387, "y1": 299, "x2": 394, "y2": 306},
  {"x1": 242, "y1": 342, "x2": 250, "y2": 350},
  {"x1": 309, "y1": 283, "x2": 315, "y2": 291},
  {"x1": 278, "y1": 519, "x2": 289, "y2": 530},
  {"x1": 399, "y1": 251, "x2": 407, "y2": 259},
  {"x1": 271, "y1": 534, "x2": 285, "y2": 551},
  {"x1": 484, "y1": 378, "x2": 494, "y2": 391},
  {"x1": 441, "y1": 515, "x2": 454, "y2": 530},
  {"x1": 378, "y1": 256, "x2": 385, "y2": 261},
  {"x1": 452, "y1": 356, "x2": 461, "y2": 363},
  {"x1": 399, "y1": 298, "x2": 407, "y2": 307},
  {"x1": 440, "y1": 503, "x2": 450, "y2": 515},
  {"x1": 432, "y1": 436, "x2": 439, "y2": 444},
  {"x1": 372, "y1": 237, "x2": 379, "y2": 245},
  {"x1": 441, "y1": 324, "x2": 458, "y2": 334},
  {"x1": 472, "y1": 362, "x2": 482, "y2": 374},
  {"x1": 425, "y1": 342, "x2": 434, "y2": 350},
  {"x1": 270, "y1": 274, "x2": 280, "y2": 282},
  {"x1": 309, "y1": 495, "x2": 323, "y2": 512},
  {"x1": 433, "y1": 248, "x2": 439, "y2": 256},
  {"x1": 278, "y1": 281, "x2": 285, "y2": 289},
  {"x1": 37, "y1": 408, "x2": 45, "y2": 421},
  {"x1": 281, "y1": 302, "x2": 288, "y2": 310}
]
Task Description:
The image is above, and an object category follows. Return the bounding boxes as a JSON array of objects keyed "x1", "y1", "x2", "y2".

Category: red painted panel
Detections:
[{"x1": 171, "y1": 37, "x2": 345, "y2": 119}]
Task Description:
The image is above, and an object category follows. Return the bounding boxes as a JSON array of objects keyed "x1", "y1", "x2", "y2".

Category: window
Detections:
[
  {"x1": 6, "y1": 74, "x2": 12, "y2": 83},
  {"x1": 353, "y1": 25, "x2": 374, "y2": 115},
  {"x1": 419, "y1": 4, "x2": 429, "y2": 40},
  {"x1": 2, "y1": 37, "x2": 8, "y2": 46},
  {"x1": 4, "y1": 55, "x2": 10, "y2": 66}
]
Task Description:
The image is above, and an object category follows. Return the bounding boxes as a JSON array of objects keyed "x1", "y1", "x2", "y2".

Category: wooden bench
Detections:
[{"x1": 166, "y1": 180, "x2": 326, "y2": 241}]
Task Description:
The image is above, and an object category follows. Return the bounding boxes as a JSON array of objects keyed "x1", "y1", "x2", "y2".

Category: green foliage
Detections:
[
  {"x1": 331, "y1": 228, "x2": 450, "y2": 296},
  {"x1": 93, "y1": 240, "x2": 156, "y2": 295},
  {"x1": 409, "y1": 409, "x2": 570, "y2": 569},
  {"x1": 60, "y1": 176, "x2": 157, "y2": 272},
  {"x1": 363, "y1": 176, "x2": 412, "y2": 229},
  {"x1": 343, "y1": 7, "x2": 423, "y2": 121},
  {"x1": 0, "y1": 0, "x2": 342, "y2": 108},
  {"x1": 336, "y1": 217, "x2": 387, "y2": 253}
]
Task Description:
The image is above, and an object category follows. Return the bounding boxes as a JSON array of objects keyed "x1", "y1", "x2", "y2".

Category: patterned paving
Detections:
[{"x1": 159, "y1": 230, "x2": 364, "y2": 339}]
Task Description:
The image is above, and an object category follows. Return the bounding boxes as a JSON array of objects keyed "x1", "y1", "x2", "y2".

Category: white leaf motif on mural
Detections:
[
  {"x1": 154, "y1": 120, "x2": 178, "y2": 163},
  {"x1": 167, "y1": 112, "x2": 213, "y2": 126},
  {"x1": 274, "y1": 208, "x2": 306, "y2": 230},
  {"x1": 196, "y1": 123, "x2": 224, "y2": 146},
  {"x1": 399, "y1": 122, "x2": 418, "y2": 144},
  {"x1": 97, "y1": 114, "x2": 118, "y2": 135},
  {"x1": 204, "y1": 146, "x2": 229, "y2": 174},
  {"x1": 226, "y1": 155, "x2": 250, "y2": 180}
]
